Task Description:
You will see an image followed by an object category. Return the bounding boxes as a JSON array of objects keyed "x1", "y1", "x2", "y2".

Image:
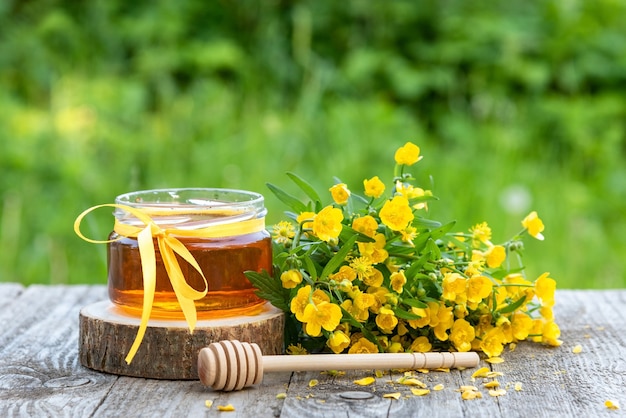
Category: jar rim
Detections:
[{"x1": 113, "y1": 188, "x2": 266, "y2": 227}]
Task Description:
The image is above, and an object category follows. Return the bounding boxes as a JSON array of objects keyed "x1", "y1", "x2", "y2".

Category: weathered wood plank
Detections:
[
  {"x1": 0, "y1": 283, "x2": 24, "y2": 309},
  {"x1": 489, "y1": 290, "x2": 626, "y2": 418},
  {"x1": 0, "y1": 285, "x2": 116, "y2": 418},
  {"x1": 0, "y1": 287, "x2": 625, "y2": 417},
  {"x1": 90, "y1": 370, "x2": 291, "y2": 417}
]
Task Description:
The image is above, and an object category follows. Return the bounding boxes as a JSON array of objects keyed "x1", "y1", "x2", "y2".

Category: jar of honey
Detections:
[{"x1": 106, "y1": 188, "x2": 272, "y2": 319}]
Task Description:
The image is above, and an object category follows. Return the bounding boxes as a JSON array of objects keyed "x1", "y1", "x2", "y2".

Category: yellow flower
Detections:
[
  {"x1": 442, "y1": 272, "x2": 467, "y2": 303},
  {"x1": 352, "y1": 215, "x2": 379, "y2": 238},
  {"x1": 348, "y1": 337, "x2": 379, "y2": 354},
  {"x1": 541, "y1": 320, "x2": 563, "y2": 347},
  {"x1": 380, "y1": 195, "x2": 414, "y2": 231},
  {"x1": 433, "y1": 304, "x2": 454, "y2": 341},
  {"x1": 480, "y1": 326, "x2": 506, "y2": 358},
  {"x1": 375, "y1": 307, "x2": 398, "y2": 334},
  {"x1": 312, "y1": 205, "x2": 344, "y2": 242},
  {"x1": 390, "y1": 271, "x2": 407, "y2": 293},
  {"x1": 329, "y1": 183, "x2": 351, "y2": 205},
  {"x1": 394, "y1": 142, "x2": 423, "y2": 165},
  {"x1": 360, "y1": 267, "x2": 383, "y2": 287},
  {"x1": 280, "y1": 269, "x2": 303, "y2": 289},
  {"x1": 409, "y1": 336, "x2": 432, "y2": 352},
  {"x1": 400, "y1": 225, "x2": 417, "y2": 245},
  {"x1": 350, "y1": 256, "x2": 374, "y2": 281},
  {"x1": 272, "y1": 221, "x2": 295, "y2": 244},
  {"x1": 449, "y1": 318, "x2": 475, "y2": 352},
  {"x1": 511, "y1": 312, "x2": 533, "y2": 340},
  {"x1": 366, "y1": 286, "x2": 389, "y2": 313},
  {"x1": 290, "y1": 285, "x2": 329, "y2": 322},
  {"x1": 351, "y1": 289, "x2": 376, "y2": 311},
  {"x1": 302, "y1": 301, "x2": 342, "y2": 337},
  {"x1": 341, "y1": 299, "x2": 369, "y2": 322},
  {"x1": 297, "y1": 211, "x2": 315, "y2": 230},
  {"x1": 407, "y1": 306, "x2": 430, "y2": 329},
  {"x1": 470, "y1": 222, "x2": 492, "y2": 246},
  {"x1": 357, "y1": 233, "x2": 388, "y2": 264},
  {"x1": 363, "y1": 176, "x2": 385, "y2": 198},
  {"x1": 485, "y1": 245, "x2": 506, "y2": 268},
  {"x1": 535, "y1": 272, "x2": 556, "y2": 307},
  {"x1": 290, "y1": 285, "x2": 312, "y2": 322},
  {"x1": 522, "y1": 211, "x2": 545, "y2": 240},
  {"x1": 327, "y1": 330, "x2": 351, "y2": 354},
  {"x1": 467, "y1": 276, "x2": 493, "y2": 304},
  {"x1": 329, "y1": 265, "x2": 357, "y2": 283}
]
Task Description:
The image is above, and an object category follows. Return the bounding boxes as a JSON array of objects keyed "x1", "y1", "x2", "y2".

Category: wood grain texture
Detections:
[
  {"x1": 79, "y1": 301, "x2": 284, "y2": 380},
  {"x1": 0, "y1": 284, "x2": 625, "y2": 418}
]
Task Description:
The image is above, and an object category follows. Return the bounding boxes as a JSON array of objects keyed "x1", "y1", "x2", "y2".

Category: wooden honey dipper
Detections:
[{"x1": 197, "y1": 340, "x2": 480, "y2": 391}]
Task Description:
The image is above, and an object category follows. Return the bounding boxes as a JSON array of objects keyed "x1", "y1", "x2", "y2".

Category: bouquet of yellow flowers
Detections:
[{"x1": 245, "y1": 142, "x2": 561, "y2": 357}]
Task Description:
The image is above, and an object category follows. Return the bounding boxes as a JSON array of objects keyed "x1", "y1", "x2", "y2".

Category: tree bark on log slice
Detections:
[{"x1": 79, "y1": 300, "x2": 284, "y2": 380}]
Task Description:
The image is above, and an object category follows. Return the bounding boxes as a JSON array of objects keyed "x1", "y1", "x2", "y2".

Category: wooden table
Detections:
[{"x1": 1, "y1": 284, "x2": 624, "y2": 417}]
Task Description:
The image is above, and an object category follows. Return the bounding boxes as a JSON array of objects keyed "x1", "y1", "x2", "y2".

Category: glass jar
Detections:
[{"x1": 107, "y1": 188, "x2": 272, "y2": 319}]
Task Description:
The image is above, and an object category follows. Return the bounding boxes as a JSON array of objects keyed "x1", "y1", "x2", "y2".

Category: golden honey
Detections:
[{"x1": 106, "y1": 188, "x2": 271, "y2": 319}]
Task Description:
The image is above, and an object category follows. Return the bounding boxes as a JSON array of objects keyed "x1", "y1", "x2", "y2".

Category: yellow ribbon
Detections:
[{"x1": 74, "y1": 203, "x2": 265, "y2": 364}]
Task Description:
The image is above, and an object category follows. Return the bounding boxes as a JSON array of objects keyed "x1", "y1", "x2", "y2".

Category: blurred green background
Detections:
[{"x1": 1, "y1": 0, "x2": 625, "y2": 289}]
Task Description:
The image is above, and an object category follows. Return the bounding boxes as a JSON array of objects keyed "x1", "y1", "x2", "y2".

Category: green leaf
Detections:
[
  {"x1": 286, "y1": 172, "x2": 322, "y2": 205},
  {"x1": 490, "y1": 266, "x2": 525, "y2": 280},
  {"x1": 412, "y1": 217, "x2": 442, "y2": 229},
  {"x1": 339, "y1": 225, "x2": 375, "y2": 243},
  {"x1": 244, "y1": 270, "x2": 290, "y2": 312},
  {"x1": 425, "y1": 238, "x2": 441, "y2": 260},
  {"x1": 392, "y1": 307, "x2": 423, "y2": 320},
  {"x1": 302, "y1": 254, "x2": 318, "y2": 281},
  {"x1": 266, "y1": 183, "x2": 308, "y2": 214},
  {"x1": 320, "y1": 234, "x2": 359, "y2": 280},
  {"x1": 404, "y1": 251, "x2": 431, "y2": 279},
  {"x1": 401, "y1": 298, "x2": 427, "y2": 309},
  {"x1": 497, "y1": 295, "x2": 527, "y2": 314}
]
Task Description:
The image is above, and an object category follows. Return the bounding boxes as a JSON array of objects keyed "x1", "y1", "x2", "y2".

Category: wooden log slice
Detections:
[{"x1": 79, "y1": 301, "x2": 284, "y2": 380}]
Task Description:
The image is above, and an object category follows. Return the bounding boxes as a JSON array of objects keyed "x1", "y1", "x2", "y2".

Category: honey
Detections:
[{"x1": 106, "y1": 188, "x2": 272, "y2": 319}]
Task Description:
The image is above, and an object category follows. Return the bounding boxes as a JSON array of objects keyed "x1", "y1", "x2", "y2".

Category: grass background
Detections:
[{"x1": 1, "y1": 0, "x2": 625, "y2": 288}]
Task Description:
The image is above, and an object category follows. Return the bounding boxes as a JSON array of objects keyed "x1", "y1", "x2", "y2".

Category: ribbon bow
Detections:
[{"x1": 74, "y1": 203, "x2": 264, "y2": 364}]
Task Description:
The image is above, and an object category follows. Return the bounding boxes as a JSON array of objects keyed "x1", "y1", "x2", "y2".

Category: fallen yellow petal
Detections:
[
  {"x1": 484, "y1": 380, "x2": 500, "y2": 389},
  {"x1": 434, "y1": 367, "x2": 450, "y2": 372},
  {"x1": 462, "y1": 390, "x2": 480, "y2": 400},
  {"x1": 433, "y1": 384, "x2": 445, "y2": 391},
  {"x1": 605, "y1": 400, "x2": 620, "y2": 410},
  {"x1": 460, "y1": 385, "x2": 479, "y2": 392},
  {"x1": 309, "y1": 379, "x2": 319, "y2": 387},
  {"x1": 485, "y1": 357, "x2": 504, "y2": 364},
  {"x1": 472, "y1": 367, "x2": 490, "y2": 379},
  {"x1": 217, "y1": 404, "x2": 235, "y2": 411},
  {"x1": 416, "y1": 368, "x2": 430, "y2": 374},
  {"x1": 486, "y1": 371, "x2": 504, "y2": 378},
  {"x1": 276, "y1": 393, "x2": 287, "y2": 399},
  {"x1": 397, "y1": 377, "x2": 427, "y2": 388},
  {"x1": 489, "y1": 389, "x2": 507, "y2": 397},
  {"x1": 204, "y1": 400, "x2": 213, "y2": 408},
  {"x1": 514, "y1": 382, "x2": 523, "y2": 391},
  {"x1": 353, "y1": 377, "x2": 376, "y2": 386},
  {"x1": 383, "y1": 392, "x2": 402, "y2": 400},
  {"x1": 411, "y1": 388, "x2": 431, "y2": 396},
  {"x1": 572, "y1": 345, "x2": 583, "y2": 354},
  {"x1": 509, "y1": 343, "x2": 517, "y2": 352},
  {"x1": 375, "y1": 370, "x2": 385, "y2": 378}
]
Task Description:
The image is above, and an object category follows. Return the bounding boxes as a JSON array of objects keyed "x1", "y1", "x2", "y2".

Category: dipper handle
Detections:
[{"x1": 198, "y1": 340, "x2": 480, "y2": 391}]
